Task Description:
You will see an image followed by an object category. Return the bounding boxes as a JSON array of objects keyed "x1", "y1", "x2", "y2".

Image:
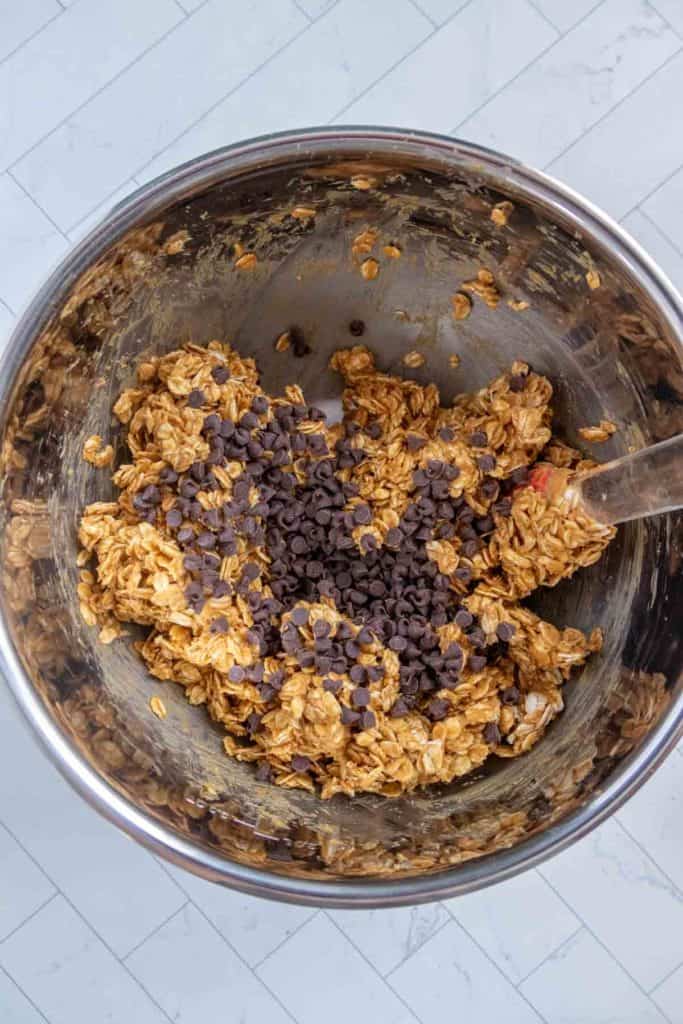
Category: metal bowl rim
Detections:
[{"x1": 1, "y1": 124, "x2": 681, "y2": 907}]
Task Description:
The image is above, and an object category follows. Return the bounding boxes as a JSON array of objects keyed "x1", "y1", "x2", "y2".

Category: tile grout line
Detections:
[
  {"x1": 0, "y1": 8, "x2": 65, "y2": 70},
  {"x1": 66, "y1": 179, "x2": 139, "y2": 238},
  {"x1": 633, "y1": 206, "x2": 683, "y2": 258},
  {"x1": 380, "y1": 911, "x2": 453, "y2": 978},
  {"x1": 449, "y1": 0, "x2": 607, "y2": 136},
  {"x1": 323, "y1": 911, "x2": 424, "y2": 1023},
  {"x1": 333, "y1": 0, "x2": 474, "y2": 122},
  {"x1": 440, "y1": 908, "x2": 549, "y2": 1023},
  {"x1": 650, "y1": 959, "x2": 683, "y2": 1001},
  {"x1": 0, "y1": 963, "x2": 51, "y2": 1024},
  {"x1": 514, "y1": 923, "x2": 584, "y2": 988},
  {"x1": 151, "y1": 857, "x2": 300, "y2": 1024},
  {"x1": 541, "y1": 41, "x2": 683, "y2": 174},
  {"x1": 648, "y1": 0, "x2": 683, "y2": 41},
  {"x1": 406, "y1": 0, "x2": 438, "y2": 29},
  {"x1": 620, "y1": 160, "x2": 683, "y2": 230},
  {"x1": 122, "y1": 898, "x2": 190, "y2": 961},
  {"x1": 292, "y1": 0, "x2": 314, "y2": 21},
  {"x1": 251, "y1": 909, "x2": 320, "y2": 971},
  {"x1": 6, "y1": 170, "x2": 71, "y2": 242},
  {"x1": 538, "y1": 868, "x2": 674, "y2": 1023},
  {"x1": 0, "y1": 891, "x2": 59, "y2": 948},
  {"x1": 0, "y1": 296, "x2": 15, "y2": 317},
  {"x1": 0, "y1": 819, "x2": 180, "y2": 1024},
  {"x1": 3, "y1": 0, "x2": 210, "y2": 176},
  {"x1": 130, "y1": 0, "x2": 336, "y2": 185},
  {"x1": 612, "y1": 817, "x2": 683, "y2": 939},
  {"x1": 524, "y1": 0, "x2": 562, "y2": 35},
  {"x1": 171, "y1": 0, "x2": 190, "y2": 15}
]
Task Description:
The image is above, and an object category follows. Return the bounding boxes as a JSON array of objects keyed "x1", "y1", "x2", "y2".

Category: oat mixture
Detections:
[{"x1": 78, "y1": 342, "x2": 615, "y2": 799}]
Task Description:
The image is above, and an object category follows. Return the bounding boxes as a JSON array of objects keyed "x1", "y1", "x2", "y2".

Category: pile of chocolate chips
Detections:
[{"x1": 133, "y1": 366, "x2": 521, "y2": 725}]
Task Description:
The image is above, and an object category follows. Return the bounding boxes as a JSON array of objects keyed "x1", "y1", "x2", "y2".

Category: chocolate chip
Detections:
[
  {"x1": 477, "y1": 454, "x2": 497, "y2": 474},
  {"x1": 388, "y1": 635, "x2": 407, "y2": 652},
  {"x1": 510, "y1": 466, "x2": 529, "y2": 485},
  {"x1": 177, "y1": 526, "x2": 194, "y2": 544},
  {"x1": 349, "y1": 319, "x2": 365, "y2": 336},
  {"x1": 340, "y1": 707, "x2": 360, "y2": 726},
  {"x1": 183, "y1": 554, "x2": 202, "y2": 572},
  {"x1": 351, "y1": 686, "x2": 370, "y2": 707},
  {"x1": 291, "y1": 754, "x2": 311, "y2": 773},
  {"x1": 428, "y1": 698, "x2": 450, "y2": 721},
  {"x1": 468, "y1": 654, "x2": 487, "y2": 672},
  {"x1": 496, "y1": 621, "x2": 516, "y2": 642},
  {"x1": 165, "y1": 507, "x2": 182, "y2": 529},
  {"x1": 290, "y1": 606, "x2": 309, "y2": 627},
  {"x1": 481, "y1": 722, "x2": 500, "y2": 745},
  {"x1": 344, "y1": 639, "x2": 360, "y2": 659},
  {"x1": 509, "y1": 374, "x2": 527, "y2": 392},
  {"x1": 159, "y1": 467, "x2": 178, "y2": 484},
  {"x1": 359, "y1": 710, "x2": 376, "y2": 730},
  {"x1": 212, "y1": 365, "x2": 230, "y2": 384},
  {"x1": 187, "y1": 389, "x2": 206, "y2": 408},
  {"x1": 454, "y1": 609, "x2": 473, "y2": 629},
  {"x1": 228, "y1": 666, "x2": 245, "y2": 683},
  {"x1": 501, "y1": 685, "x2": 520, "y2": 705},
  {"x1": 438, "y1": 427, "x2": 455, "y2": 442},
  {"x1": 213, "y1": 580, "x2": 231, "y2": 598},
  {"x1": 196, "y1": 531, "x2": 216, "y2": 549},
  {"x1": 353, "y1": 503, "x2": 372, "y2": 525},
  {"x1": 290, "y1": 326, "x2": 311, "y2": 357},
  {"x1": 349, "y1": 665, "x2": 366, "y2": 685},
  {"x1": 406, "y1": 434, "x2": 427, "y2": 452},
  {"x1": 469, "y1": 430, "x2": 487, "y2": 447},
  {"x1": 390, "y1": 698, "x2": 409, "y2": 718},
  {"x1": 323, "y1": 677, "x2": 342, "y2": 694},
  {"x1": 210, "y1": 616, "x2": 229, "y2": 634}
]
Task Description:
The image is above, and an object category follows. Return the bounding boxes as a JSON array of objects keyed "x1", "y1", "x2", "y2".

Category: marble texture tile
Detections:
[
  {"x1": 0, "y1": 0, "x2": 181, "y2": 169},
  {"x1": 0, "y1": 897, "x2": 167, "y2": 1024},
  {"x1": 127, "y1": 903, "x2": 292, "y2": 1023},
  {"x1": 458, "y1": 0, "x2": 680, "y2": 168},
  {"x1": 0, "y1": 684, "x2": 186, "y2": 959},
  {"x1": 258, "y1": 913, "x2": 416, "y2": 1024},
  {"x1": 338, "y1": 0, "x2": 556, "y2": 133},
  {"x1": 390, "y1": 918, "x2": 541, "y2": 1023},
  {"x1": 540, "y1": 817, "x2": 683, "y2": 991},
  {"x1": 530, "y1": 0, "x2": 600, "y2": 32},
  {"x1": 642, "y1": 164, "x2": 683, "y2": 252},
  {"x1": 621, "y1": 208, "x2": 683, "y2": 293},
  {"x1": 137, "y1": 0, "x2": 432, "y2": 184},
  {"x1": 521, "y1": 928, "x2": 667, "y2": 1024},
  {"x1": 651, "y1": 0, "x2": 683, "y2": 36},
  {"x1": 617, "y1": 748, "x2": 683, "y2": 893},
  {"x1": 0, "y1": 0, "x2": 61, "y2": 63},
  {"x1": 329, "y1": 903, "x2": 450, "y2": 976},
  {"x1": 0, "y1": 173, "x2": 68, "y2": 313},
  {"x1": 652, "y1": 962, "x2": 683, "y2": 1022},
  {"x1": 12, "y1": 0, "x2": 307, "y2": 230},
  {"x1": 0, "y1": 967, "x2": 47, "y2": 1024},
  {"x1": 548, "y1": 49, "x2": 683, "y2": 220},
  {"x1": 0, "y1": 300, "x2": 15, "y2": 355},
  {"x1": 447, "y1": 868, "x2": 580, "y2": 984},
  {"x1": 0, "y1": 824, "x2": 55, "y2": 941},
  {"x1": 166, "y1": 863, "x2": 316, "y2": 967}
]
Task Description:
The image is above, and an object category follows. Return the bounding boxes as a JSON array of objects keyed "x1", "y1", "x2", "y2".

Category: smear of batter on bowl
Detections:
[{"x1": 78, "y1": 343, "x2": 615, "y2": 798}]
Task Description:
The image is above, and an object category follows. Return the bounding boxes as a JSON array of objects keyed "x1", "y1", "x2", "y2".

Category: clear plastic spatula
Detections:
[{"x1": 528, "y1": 433, "x2": 683, "y2": 525}]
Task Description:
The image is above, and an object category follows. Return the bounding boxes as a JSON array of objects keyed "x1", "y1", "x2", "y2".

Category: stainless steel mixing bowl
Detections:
[{"x1": 0, "y1": 128, "x2": 681, "y2": 907}]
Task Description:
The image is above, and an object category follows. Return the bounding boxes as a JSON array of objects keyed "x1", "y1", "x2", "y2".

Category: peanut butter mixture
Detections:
[{"x1": 78, "y1": 343, "x2": 615, "y2": 798}]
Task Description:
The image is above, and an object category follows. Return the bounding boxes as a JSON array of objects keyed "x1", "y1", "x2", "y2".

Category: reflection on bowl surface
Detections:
[{"x1": 0, "y1": 128, "x2": 681, "y2": 906}]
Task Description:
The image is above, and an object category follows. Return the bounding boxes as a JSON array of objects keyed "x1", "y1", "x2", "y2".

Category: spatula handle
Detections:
[{"x1": 572, "y1": 433, "x2": 683, "y2": 525}]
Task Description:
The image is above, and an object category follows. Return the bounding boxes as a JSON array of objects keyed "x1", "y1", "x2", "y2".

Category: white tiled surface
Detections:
[{"x1": 0, "y1": 2, "x2": 682, "y2": 1022}]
